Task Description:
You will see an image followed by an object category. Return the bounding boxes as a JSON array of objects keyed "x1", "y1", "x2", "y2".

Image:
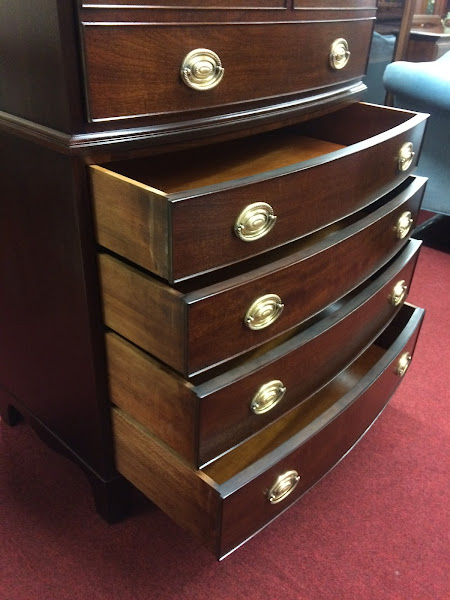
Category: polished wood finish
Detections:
[
  {"x1": 106, "y1": 237, "x2": 422, "y2": 466},
  {"x1": 1, "y1": 1, "x2": 427, "y2": 555},
  {"x1": 91, "y1": 104, "x2": 427, "y2": 281},
  {"x1": 98, "y1": 175, "x2": 425, "y2": 376},
  {"x1": 0, "y1": 1, "x2": 84, "y2": 131},
  {"x1": 407, "y1": 17, "x2": 450, "y2": 61},
  {"x1": 81, "y1": 19, "x2": 374, "y2": 121},
  {"x1": 112, "y1": 305, "x2": 424, "y2": 559}
]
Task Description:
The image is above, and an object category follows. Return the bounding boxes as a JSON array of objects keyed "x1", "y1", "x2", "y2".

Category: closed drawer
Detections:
[
  {"x1": 98, "y1": 175, "x2": 426, "y2": 376},
  {"x1": 90, "y1": 103, "x2": 427, "y2": 282},
  {"x1": 112, "y1": 304, "x2": 424, "y2": 559},
  {"x1": 106, "y1": 238, "x2": 422, "y2": 467},
  {"x1": 81, "y1": 19, "x2": 374, "y2": 122}
]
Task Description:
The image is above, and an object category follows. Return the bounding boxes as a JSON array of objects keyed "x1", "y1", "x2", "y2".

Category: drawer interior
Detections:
[
  {"x1": 101, "y1": 104, "x2": 418, "y2": 196},
  {"x1": 102, "y1": 133, "x2": 343, "y2": 194}
]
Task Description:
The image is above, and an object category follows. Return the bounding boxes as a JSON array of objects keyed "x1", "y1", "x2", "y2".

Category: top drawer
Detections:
[
  {"x1": 80, "y1": 17, "x2": 374, "y2": 122},
  {"x1": 90, "y1": 103, "x2": 427, "y2": 282}
]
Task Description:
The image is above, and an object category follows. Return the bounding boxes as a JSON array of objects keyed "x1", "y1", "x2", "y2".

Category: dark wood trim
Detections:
[{"x1": 0, "y1": 81, "x2": 366, "y2": 159}]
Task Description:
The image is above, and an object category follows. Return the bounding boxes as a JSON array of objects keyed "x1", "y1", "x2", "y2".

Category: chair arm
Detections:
[{"x1": 383, "y1": 51, "x2": 450, "y2": 113}]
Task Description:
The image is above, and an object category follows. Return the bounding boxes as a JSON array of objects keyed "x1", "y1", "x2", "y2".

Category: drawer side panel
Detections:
[
  {"x1": 98, "y1": 254, "x2": 186, "y2": 373},
  {"x1": 106, "y1": 333, "x2": 198, "y2": 463},
  {"x1": 112, "y1": 408, "x2": 221, "y2": 549}
]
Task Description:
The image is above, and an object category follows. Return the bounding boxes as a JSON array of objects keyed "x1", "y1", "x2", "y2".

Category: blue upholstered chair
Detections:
[{"x1": 383, "y1": 51, "x2": 450, "y2": 216}]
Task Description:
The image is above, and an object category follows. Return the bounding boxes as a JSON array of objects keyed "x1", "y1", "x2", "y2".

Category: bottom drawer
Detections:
[{"x1": 112, "y1": 304, "x2": 424, "y2": 559}]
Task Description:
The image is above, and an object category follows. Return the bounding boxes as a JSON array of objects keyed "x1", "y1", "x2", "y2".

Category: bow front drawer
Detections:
[
  {"x1": 97, "y1": 175, "x2": 425, "y2": 377},
  {"x1": 81, "y1": 18, "x2": 374, "y2": 122},
  {"x1": 90, "y1": 103, "x2": 427, "y2": 282},
  {"x1": 112, "y1": 304, "x2": 424, "y2": 559},
  {"x1": 106, "y1": 238, "x2": 422, "y2": 467}
]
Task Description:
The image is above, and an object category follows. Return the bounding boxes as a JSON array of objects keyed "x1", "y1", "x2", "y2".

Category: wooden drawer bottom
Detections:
[{"x1": 112, "y1": 304, "x2": 424, "y2": 559}]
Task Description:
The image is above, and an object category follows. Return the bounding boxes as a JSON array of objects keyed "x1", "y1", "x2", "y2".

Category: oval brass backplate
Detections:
[
  {"x1": 235, "y1": 202, "x2": 277, "y2": 242},
  {"x1": 267, "y1": 470, "x2": 300, "y2": 504},
  {"x1": 329, "y1": 38, "x2": 351, "y2": 70},
  {"x1": 244, "y1": 294, "x2": 284, "y2": 330},
  {"x1": 398, "y1": 142, "x2": 415, "y2": 172},
  {"x1": 395, "y1": 352, "x2": 412, "y2": 376},
  {"x1": 181, "y1": 48, "x2": 224, "y2": 91},
  {"x1": 389, "y1": 280, "x2": 408, "y2": 306},
  {"x1": 251, "y1": 380, "x2": 286, "y2": 415},
  {"x1": 396, "y1": 211, "x2": 413, "y2": 240}
]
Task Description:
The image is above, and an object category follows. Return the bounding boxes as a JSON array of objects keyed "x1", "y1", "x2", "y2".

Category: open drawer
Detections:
[
  {"x1": 106, "y1": 238, "x2": 422, "y2": 467},
  {"x1": 112, "y1": 304, "x2": 424, "y2": 559},
  {"x1": 90, "y1": 103, "x2": 427, "y2": 282},
  {"x1": 98, "y1": 175, "x2": 426, "y2": 376}
]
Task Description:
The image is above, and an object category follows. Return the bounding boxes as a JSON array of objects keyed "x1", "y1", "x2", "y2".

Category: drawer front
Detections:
[
  {"x1": 90, "y1": 105, "x2": 427, "y2": 282},
  {"x1": 112, "y1": 305, "x2": 424, "y2": 559},
  {"x1": 81, "y1": 20, "x2": 373, "y2": 121},
  {"x1": 105, "y1": 239, "x2": 421, "y2": 467},
  {"x1": 196, "y1": 239, "x2": 421, "y2": 465},
  {"x1": 99, "y1": 176, "x2": 425, "y2": 376},
  {"x1": 170, "y1": 113, "x2": 425, "y2": 281},
  {"x1": 185, "y1": 176, "x2": 425, "y2": 374},
  {"x1": 217, "y1": 305, "x2": 424, "y2": 558}
]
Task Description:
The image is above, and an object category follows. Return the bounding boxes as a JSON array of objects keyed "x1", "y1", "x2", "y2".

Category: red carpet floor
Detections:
[{"x1": 1, "y1": 245, "x2": 449, "y2": 600}]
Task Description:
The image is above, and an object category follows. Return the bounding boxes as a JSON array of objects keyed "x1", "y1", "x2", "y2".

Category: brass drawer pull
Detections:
[
  {"x1": 396, "y1": 211, "x2": 413, "y2": 239},
  {"x1": 245, "y1": 294, "x2": 284, "y2": 330},
  {"x1": 267, "y1": 470, "x2": 300, "y2": 504},
  {"x1": 389, "y1": 280, "x2": 408, "y2": 306},
  {"x1": 398, "y1": 142, "x2": 415, "y2": 172},
  {"x1": 234, "y1": 202, "x2": 277, "y2": 242},
  {"x1": 395, "y1": 352, "x2": 412, "y2": 377},
  {"x1": 251, "y1": 380, "x2": 286, "y2": 415},
  {"x1": 181, "y1": 48, "x2": 224, "y2": 91},
  {"x1": 329, "y1": 38, "x2": 351, "y2": 70}
]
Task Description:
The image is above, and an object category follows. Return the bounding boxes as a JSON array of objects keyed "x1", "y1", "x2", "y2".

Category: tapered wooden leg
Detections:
[
  {"x1": 86, "y1": 471, "x2": 133, "y2": 524},
  {"x1": 25, "y1": 416, "x2": 131, "y2": 523},
  {"x1": 0, "y1": 386, "x2": 133, "y2": 523}
]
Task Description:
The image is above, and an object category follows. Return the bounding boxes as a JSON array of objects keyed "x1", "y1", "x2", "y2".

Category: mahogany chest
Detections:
[{"x1": 0, "y1": 0, "x2": 426, "y2": 559}]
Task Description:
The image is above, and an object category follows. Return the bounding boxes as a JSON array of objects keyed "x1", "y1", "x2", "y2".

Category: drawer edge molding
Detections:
[{"x1": 0, "y1": 81, "x2": 364, "y2": 155}]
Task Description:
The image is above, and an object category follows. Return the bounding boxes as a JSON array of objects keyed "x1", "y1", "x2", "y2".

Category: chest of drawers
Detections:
[{"x1": 0, "y1": 0, "x2": 427, "y2": 558}]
